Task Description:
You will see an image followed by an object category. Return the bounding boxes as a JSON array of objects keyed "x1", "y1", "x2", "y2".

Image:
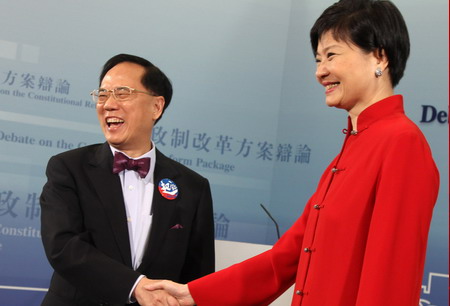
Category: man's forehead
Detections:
[{"x1": 101, "y1": 63, "x2": 144, "y2": 86}]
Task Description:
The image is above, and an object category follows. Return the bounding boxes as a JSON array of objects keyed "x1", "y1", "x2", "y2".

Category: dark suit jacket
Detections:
[{"x1": 40, "y1": 143, "x2": 215, "y2": 306}]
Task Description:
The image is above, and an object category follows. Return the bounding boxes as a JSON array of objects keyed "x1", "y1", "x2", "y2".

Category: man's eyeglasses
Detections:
[{"x1": 90, "y1": 86, "x2": 156, "y2": 104}]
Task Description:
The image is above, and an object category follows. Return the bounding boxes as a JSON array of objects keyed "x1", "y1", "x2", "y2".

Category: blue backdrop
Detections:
[{"x1": 0, "y1": 0, "x2": 447, "y2": 305}]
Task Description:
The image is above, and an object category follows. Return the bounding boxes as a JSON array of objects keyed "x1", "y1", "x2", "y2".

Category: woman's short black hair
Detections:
[
  {"x1": 310, "y1": 0, "x2": 410, "y2": 87},
  {"x1": 99, "y1": 53, "x2": 173, "y2": 124}
]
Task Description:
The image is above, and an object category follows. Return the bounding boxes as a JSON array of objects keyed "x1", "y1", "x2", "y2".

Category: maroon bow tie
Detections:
[{"x1": 112, "y1": 151, "x2": 150, "y2": 178}]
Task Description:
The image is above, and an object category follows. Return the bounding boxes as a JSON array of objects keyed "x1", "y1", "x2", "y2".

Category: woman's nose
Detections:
[{"x1": 315, "y1": 61, "x2": 329, "y2": 80}]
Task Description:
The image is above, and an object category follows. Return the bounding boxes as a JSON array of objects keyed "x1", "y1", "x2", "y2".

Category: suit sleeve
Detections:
[
  {"x1": 188, "y1": 199, "x2": 313, "y2": 305},
  {"x1": 40, "y1": 155, "x2": 140, "y2": 304},
  {"x1": 355, "y1": 130, "x2": 439, "y2": 305},
  {"x1": 180, "y1": 178, "x2": 215, "y2": 282}
]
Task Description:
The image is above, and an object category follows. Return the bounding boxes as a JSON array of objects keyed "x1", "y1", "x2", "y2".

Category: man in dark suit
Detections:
[{"x1": 40, "y1": 54, "x2": 215, "y2": 306}]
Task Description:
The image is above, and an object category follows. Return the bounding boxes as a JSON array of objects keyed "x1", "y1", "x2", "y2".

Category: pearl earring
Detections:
[{"x1": 375, "y1": 67, "x2": 383, "y2": 77}]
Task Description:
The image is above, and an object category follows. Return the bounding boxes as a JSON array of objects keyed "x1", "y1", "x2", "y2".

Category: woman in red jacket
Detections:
[{"x1": 147, "y1": 0, "x2": 439, "y2": 305}]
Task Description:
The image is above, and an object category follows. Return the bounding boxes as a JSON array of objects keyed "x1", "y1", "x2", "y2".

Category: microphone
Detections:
[{"x1": 260, "y1": 203, "x2": 280, "y2": 240}]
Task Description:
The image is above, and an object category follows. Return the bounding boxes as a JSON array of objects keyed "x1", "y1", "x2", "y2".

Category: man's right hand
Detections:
[
  {"x1": 144, "y1": 280, "x2": 195, "y2": 306},
  {"x1": 133, "y1": 277, "x2": 181, "y2": 306}
]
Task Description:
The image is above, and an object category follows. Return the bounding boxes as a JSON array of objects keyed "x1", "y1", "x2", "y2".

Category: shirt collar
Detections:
[{"x1": 348, "y1": 95, "x2": 405, "y2": 133}]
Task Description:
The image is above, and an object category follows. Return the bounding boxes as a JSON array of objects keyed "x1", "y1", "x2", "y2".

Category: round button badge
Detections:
[{"x1": 158, "y1": 178, "x2": 179, "y2": 200}]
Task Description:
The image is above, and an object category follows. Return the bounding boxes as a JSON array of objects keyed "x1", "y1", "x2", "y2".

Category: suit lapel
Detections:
[
  {"x1": 139, "y1": 149, "x2": 180, "y2": 271},
  {"x1": 86, "y1": 143, "x2": 132, "y2": 267}
]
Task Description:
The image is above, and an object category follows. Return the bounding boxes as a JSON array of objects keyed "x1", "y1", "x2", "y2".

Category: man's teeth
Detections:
[
  {"x1": 106, "y1": 118, "x2": 124, "y2": 124},
  {"x1": 326, "y1": 83, "x2": 339, "y2": 90},
  {"x1": 106, "y1": 118, "x2": 124, "y2": 127}
]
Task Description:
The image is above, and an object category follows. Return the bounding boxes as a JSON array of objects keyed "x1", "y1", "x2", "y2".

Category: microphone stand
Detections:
[{"x1": 260, "y1": 203, "x2": 280, "y2": 240}]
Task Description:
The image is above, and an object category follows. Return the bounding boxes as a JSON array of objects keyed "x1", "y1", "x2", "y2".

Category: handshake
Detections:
[{"x1": 133, "y1": 277, "x2": 195, "y2": 306}]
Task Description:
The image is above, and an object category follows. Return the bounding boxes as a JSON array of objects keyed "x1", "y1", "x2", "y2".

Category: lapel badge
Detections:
[{"x1": 158, "y1": 178, "x2": 178, "y2": 200}]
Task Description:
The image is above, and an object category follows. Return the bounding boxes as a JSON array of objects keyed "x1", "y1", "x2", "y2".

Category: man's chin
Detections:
[{"x1": 105, "y1": 139, "x2": 124, "y2": 149}]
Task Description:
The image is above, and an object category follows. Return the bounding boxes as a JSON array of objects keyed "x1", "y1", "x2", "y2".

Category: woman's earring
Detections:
[{"x1": 375, "y1": 67, "x2": 383, "y2": 77}]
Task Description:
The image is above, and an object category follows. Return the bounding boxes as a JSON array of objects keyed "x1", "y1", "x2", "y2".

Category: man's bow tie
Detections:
[{"x1": 112, "y1": 151, "x2": 150, "y2": 178}]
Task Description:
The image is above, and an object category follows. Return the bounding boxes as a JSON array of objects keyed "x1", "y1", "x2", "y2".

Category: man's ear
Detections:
[{"x1": 152, "y1": 96, "x2": 165, "y2": 121}]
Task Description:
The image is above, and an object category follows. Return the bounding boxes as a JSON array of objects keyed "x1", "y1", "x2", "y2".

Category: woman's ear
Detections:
[{"x1": 374, "y1": 48, "x2": 389, "y2": 70}]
